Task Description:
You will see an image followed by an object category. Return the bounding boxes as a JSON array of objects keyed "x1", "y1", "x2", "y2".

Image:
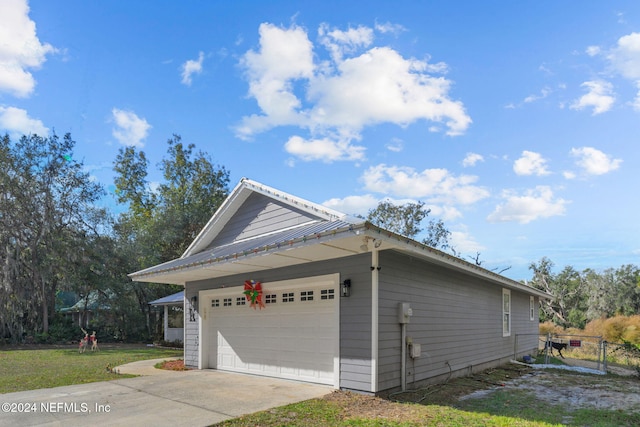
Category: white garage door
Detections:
[{"x1": 203, "y1": 275, "x2": 339, "y2": 386}]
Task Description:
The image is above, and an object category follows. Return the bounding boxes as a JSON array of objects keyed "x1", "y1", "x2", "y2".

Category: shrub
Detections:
[
  {"x1": 539, "y1": 321, "x2": 562, "y2": 336},
  {"x1": 31, "y1": 316, "x2": 79, "y2": 344},
  {"x1": 584, "y1": 317, "x2": 606, "y2": 337},
  {"x1": 622, "y1": 324, "x2": 640, "y2": 343},
  {"x1": 158, "y1": 339, "x2": 183, "y2": 348},
  {"x1": 583, "y1": 315, "x2": 640, "y2": 344},
  {"x1": 603, "y1": 316, "x2": 627, "y2": 342},
  {"x1": 48, "y1": 316, "x2": 78, "y2": 343}
]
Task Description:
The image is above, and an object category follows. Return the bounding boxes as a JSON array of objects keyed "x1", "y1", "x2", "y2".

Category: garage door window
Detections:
[
  {"x1": 223, "y1": 298, "x2": 232, "y2": 307},
  {"x1": 301, "y1": 290, "x2": 314, "y2": 301},
  {"x1": 282, "y1": 292, "x2": 294, "y2": 302},
  {"x1": 320, "y1": 289, "x2": 335, "y2": 300},
  {"x1": 236, "y1": 297, "x2": 246, "y2": 306},
  {"x1": 265, "y1": 294, "x2": 276, "y2": 304},
  {"x1": 211, "y1": 299, "x2": 220, "y2": 308}
]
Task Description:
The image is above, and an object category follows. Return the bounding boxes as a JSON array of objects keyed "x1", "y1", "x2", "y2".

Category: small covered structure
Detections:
[
  {"x1": 59, "y1": 291, "x2": 110, "y2": 328},
  {"x1": 149, "y1": 291, "x2": 184, "y2": 343}
]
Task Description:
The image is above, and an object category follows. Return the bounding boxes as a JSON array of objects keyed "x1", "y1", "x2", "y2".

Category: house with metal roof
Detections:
[
  {"x1": 149, "y1": 291, "x2": 184, "y2": 343},
  {"x1": 59, "y1": 291, "x2": 110, "y2": 328},
  {"x1": 130, "y1": 178, "x2": 548, "y2": 394}
]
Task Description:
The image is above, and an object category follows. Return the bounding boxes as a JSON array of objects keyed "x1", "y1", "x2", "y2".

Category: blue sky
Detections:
[{"x1": 2, "y1": 0, "x2": 639, "y2": 280}]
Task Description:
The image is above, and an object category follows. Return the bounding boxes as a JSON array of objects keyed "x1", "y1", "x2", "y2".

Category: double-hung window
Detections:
[
  {"x1": 502, "y1": 289, "x2": 511, "y2": 337},
  {"x1": 529, "y1": 296, "x2": 535, "y2": 321}
]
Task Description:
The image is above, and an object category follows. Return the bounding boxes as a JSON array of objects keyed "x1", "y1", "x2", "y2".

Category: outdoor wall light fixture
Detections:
[
  {"x1": 341, "y1": 279, "x2": 351, "y2": 297},
  {"x1": 189, "y1": 295, "x2": 198, "y2": 322}
]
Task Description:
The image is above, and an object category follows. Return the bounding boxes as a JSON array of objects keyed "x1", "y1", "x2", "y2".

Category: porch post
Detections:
[{"x1": 163, "y1": 305, "x2": 169, "y2": 341}]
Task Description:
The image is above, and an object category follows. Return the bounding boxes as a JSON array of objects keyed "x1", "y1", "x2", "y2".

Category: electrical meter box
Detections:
[
  {"x1": 398, "y1": 303, "x2": 412, "y2": 324},
  {"x1": 410, "y1": 343, "x2": 421, "y2": 358}
]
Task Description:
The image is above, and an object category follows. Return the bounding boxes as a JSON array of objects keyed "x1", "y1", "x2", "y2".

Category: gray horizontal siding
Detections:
[
  {"x1": 209, "y1": 193, "x2": 321, "y2": 248},
  {"x1": 377, "y1": 250, "x2": 539, "y2": 392},
  {"x1": 183, "y1": 294, "x2": 199, "y2": 368}
]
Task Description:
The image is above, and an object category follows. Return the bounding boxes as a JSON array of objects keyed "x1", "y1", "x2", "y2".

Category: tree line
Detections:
[
  {"x1": 1, "y1": 131, "x2": 637, "y2": 343},
  {"x1": 0, "y1": 133, "x2": 229, "y2": 343},
  {"x1": 529, "y1": 257, "x2": 640, "y2": 329}
]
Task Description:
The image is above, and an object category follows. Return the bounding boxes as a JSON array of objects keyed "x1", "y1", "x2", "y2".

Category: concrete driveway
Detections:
[{"x1": 0, "y1": 358, "x2": 332, "y2": 427}]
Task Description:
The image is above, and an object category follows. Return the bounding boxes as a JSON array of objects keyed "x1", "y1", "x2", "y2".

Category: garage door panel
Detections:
[{"x1": 206, "y1": 277, "x2": 338, "y2": 386}]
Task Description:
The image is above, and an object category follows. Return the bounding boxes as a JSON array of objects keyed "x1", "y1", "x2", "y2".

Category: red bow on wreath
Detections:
[{"x1": 243, "y1": 280, "x2": 265, "y2": 309}]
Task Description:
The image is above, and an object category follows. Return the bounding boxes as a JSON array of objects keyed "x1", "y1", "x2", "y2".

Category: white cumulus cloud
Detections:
[
  {"x1": 111, "y1": 108, "x2": 151, "y2": 147},
  {"x1": 450, "y1": 227, "x2": 486, "y2": 254},
  {"x1": 0, "y1": 106, "x2": 48, "y2": 136},
  {"x1": 322, "y1": 194, "x2": 380, "y2": 217},
  {"x1": 513, "y1": 151, "x2": 550, "y2": 176},
  {"x1": 284, "y1": 134, "x2": 365, "y2": 162},
  {"x1": 362, "y1": 164, "x2": 489, "y2": 207},
  {"x1": 462, "y1": 152, "x2": 484, "y2": 167},
  {"x1": 487, "y1": 186, "x2": 568, "y2": 224},
  {"x1": 584, "y1": 32, "x2": 640, "y2": 111},
  {"x1": 319, "y1": 23, "x2": 374, "y2": 63},
  {"x1": 181, "y1": 51, "x2": 204, "y2": 86},
  {"x1": 608, "y1": 32, "x2": 640, "y2": 80},
  {"x1": 236, "y1": 22, "x2": 471, "y2": 163},
  {"x1": 0, "y1": 0, "x2": 57, "y2": 98},
  {"x1": 570, "y1": 80, "x2": 615, "y2": 115},
  {"x1": 524, "y1": 87, "x2": 551, "y2": 103},
  {"x1": 386, "y1": 138, "x2": 404, "y2": 152},
  {"x1": 569, "y1": 147, "x2": 622, "y2": 176}
]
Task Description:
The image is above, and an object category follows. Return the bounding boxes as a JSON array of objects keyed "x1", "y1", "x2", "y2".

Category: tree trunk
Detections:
[{"x1": 41, "y1": 276, "x2": 49, "y2": 334}]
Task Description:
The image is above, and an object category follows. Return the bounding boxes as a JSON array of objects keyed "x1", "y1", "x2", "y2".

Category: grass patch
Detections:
[
  {"x1": 215, "y1": 395, "x2": 561, "y2": 427},
  {"x1": 0, "y1": 345, "x2": 182, "y2": 393}
]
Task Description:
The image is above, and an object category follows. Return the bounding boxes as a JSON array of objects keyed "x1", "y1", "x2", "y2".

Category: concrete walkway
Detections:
[{"x1": 0, "y1": 358, "x2": 332, "y2": 427}]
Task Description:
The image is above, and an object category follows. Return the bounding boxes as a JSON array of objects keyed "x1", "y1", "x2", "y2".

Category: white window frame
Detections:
[
  {"x1": 529, "y1": 296, "x2": 535, "y2": 321},
  {"x1": 502, "y1": 289, "x2": 511, "y2": 337}
]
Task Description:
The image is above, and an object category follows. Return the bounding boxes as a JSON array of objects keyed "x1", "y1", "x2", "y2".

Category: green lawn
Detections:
[
  {"x1": 0, "y1": 345, "x2": 183, "y2": 393},
  {"x1": 215, "y1": 395, "x2": 640, "y2": 427}
]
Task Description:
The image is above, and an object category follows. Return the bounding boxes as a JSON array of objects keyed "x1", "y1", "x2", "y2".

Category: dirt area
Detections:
[
  {"x1": 323, "y1": 359, "x2": 640, "y2": 421},
  {"x1": 460, "y1": 360, "x2": 640, "y2": 413},
  {"x1": 324, "y1": 390, "x2": 425, "y2": 422}
]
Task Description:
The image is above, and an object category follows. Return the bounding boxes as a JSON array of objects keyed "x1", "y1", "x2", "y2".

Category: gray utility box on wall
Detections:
[{"x1": 398, "y1": 302, "x2": 412, "y2": 324}]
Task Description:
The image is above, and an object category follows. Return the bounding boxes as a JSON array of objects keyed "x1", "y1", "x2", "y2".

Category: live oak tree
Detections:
[
  {"x1": 366, "y1": 200, "x2": 452, "y2": 250},
  {"x1": 584, "y1": 264, "x2": 640, "y2": 320},
  {"x1": 113, "y1": 135, "x2": 230, "y2": 336},
  {"x1": 0, "y1": 133, "x2": 105, "y2": 339},
  {"x1": 528, "y1": 258, "x2": 640, "y2": 329}
]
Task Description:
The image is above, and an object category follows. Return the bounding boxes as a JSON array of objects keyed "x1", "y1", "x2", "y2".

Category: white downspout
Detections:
[{"x1": 371, "y1": 248, "x2": 379, "y2": 393}]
